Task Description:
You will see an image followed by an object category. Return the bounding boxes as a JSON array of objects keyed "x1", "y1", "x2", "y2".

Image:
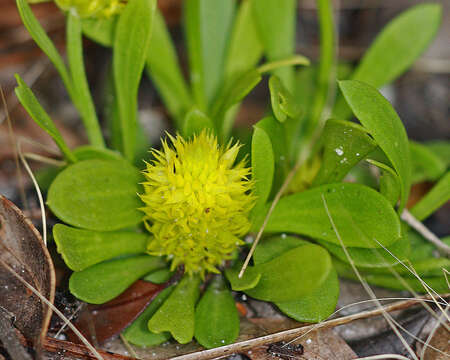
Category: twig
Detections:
[
  {"x1": 401, "y1": 209, "x2": 450, "y2": 256},
  {"x1": 119, "y1": 334, "x2": 140, "y2": 360},
  {"x1": 170, "y1": 294, "x2": 448, "y2": 360}
]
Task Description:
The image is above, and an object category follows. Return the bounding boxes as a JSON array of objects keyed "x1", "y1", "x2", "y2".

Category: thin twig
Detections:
[
  {"x1": 24, "y1": 152, "x2": 66, "y2": 167},
  {"x1": 119, "y1": 334, "x2": 140, "y2": 360},
  {"x1": 420, "y1": 306, "x2": 449, "y2": 360},
  {"x1": 401, "y1": 209, "x2": 450, "y2": 256}
]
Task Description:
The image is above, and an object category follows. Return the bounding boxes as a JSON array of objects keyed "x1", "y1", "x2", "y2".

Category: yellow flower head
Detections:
[
  {"x1": 55, "y1": 0, "x2": 127, "y2": 18},
  {"x1": 140, "y1": 131, "x2": 254, "y2": 277}
]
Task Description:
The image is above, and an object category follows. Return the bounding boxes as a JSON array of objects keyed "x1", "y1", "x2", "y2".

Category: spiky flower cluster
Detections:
[
  {"x1": 55, "y1": 0, "x2": 128, "y2": 18},
  {"x1": 140, "y1": 131, "x2": 254, "y2": 277}
]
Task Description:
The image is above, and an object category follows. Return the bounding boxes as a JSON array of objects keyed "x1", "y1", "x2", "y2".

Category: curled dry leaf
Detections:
[{"x1": 0, "y1": 195, "x2": 55, "y2": 347}]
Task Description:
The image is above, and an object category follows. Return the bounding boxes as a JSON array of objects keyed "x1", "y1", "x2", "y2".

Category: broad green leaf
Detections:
[
  {"x1": 82, "y1": 16, "x2": 117, "y2": 47},
  {"x1": 194, "y1": 276, "x2": 239, "y2": 348},
  {"x1": 251, "y1": 0, "x2": 296, "y2": 89},
  {"x1": 16, "y1": 0, "x2": 72, "y2": 95},
  {"x1": 47, "y1": 159, "x2": 143, "y2": 231},
  {"x1": 339, "y1": 80, "x2": 411, "y2": 212},
  {"x1": 224, "y1": 0, "x2": 263, "y2": 81},
  {"x1": 426, "y1": 141, "x2": 450, "y2": 168},
  {"x1": 251, "y1": 123, "x2": 274, "y2": 217},
  {"x1": 143, "y1": 268, "x2": 174, "y2": 284},
  {"x1": 410, "y1": 141, "x2": 446, "y2": 184},
  {"x1": 367, "y1": 257, "x2": 450, "y2": 278},
  {"x1": 334, "y1": 4, "x2": 442, "y2": 118},
  {"x1": 257, "y1": 183, "x2": 401, "y2": 248},
  {"x1": 184, "y1": 0, "x2": 235, "y2": 109},
  {"x1": 146, "y1": 10, "x2": 192, "y2": 125},
  {"x1": 14, "y1": 75, "x2": 76, "y2": 163},
  {"x1": 182, "y1": 108, "x2": 214, "y2": 138},
  {"x1": 317, "y1": 232, "x2": 410, "y2": 268},
  {"x1": 245, "y1": 244, "x2": 331, "y2": 302},
  {"x1": 53, "y1": 224, "x2": 148, "y2": 271},
  {"x1": 148, "y1": 275, "x2": 201, "y2": 344},
  {"x1": 69, "y1": 255, "x2": 166, "y2": 304},
  {"x1": 276, "y1": 268, "x2": 339, "y2": 323},
  {"x1": 269, "y1": 75, "x2": 301, "y2": 123},
  {"x1": 410, "y1": 171, "x2": 450, "y2": 221},
  {"x1": 253, "y1": 235, "x2": 309, "y2": 265},
  {"x1": 122, "y1": 286, "x2": 174, "y2": 346},
  {"x1": 366, "y1": 159, "x2": 400, "y2": 207},
  {"x1": 73, "y1": 146, "x2": 123, "y2": 161},
  {"x1": 66, "y1": 13, "x2": 104, "y2": 148},
  {"x1": 225, "y1": 265, "x2": 261, "y2": 291},
  {"x1": 312, "y1": 119, "x2": 377, "y2": 186},
  {"x1": 114, "y1": 0, "x2": 155, "y2": 160}
]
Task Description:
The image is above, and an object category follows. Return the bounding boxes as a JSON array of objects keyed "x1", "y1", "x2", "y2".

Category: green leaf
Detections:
[
  {"x1": 114, "y1": 0, "x2": 156, "y2": 161},
  {"x1": 268, "y1": 75, "x2": 301, "y2": 123},
  {"x1": 276, "y1": 268, "x2": 339, "y2": 323},
  {"x1": 339, "y1": 80, "x2": 411, "y2": 212},
  {"x1": 82, "y1": 16, "x2": 117, "y2": 47},
  {"x1": 334, "y1": 4, "x2": 442, "y2": 118},
  {"x1": 182, "y1": 108, "x2": 214, "y2": 138},
  {"x1": 410, "y1": 171, "x2": 450, "y2": 221},
  {"x1": 251, "y1": 0, "x2": 296, "y2": 89},
  {"x1": 253, "y1": 235, "x2": 309, "y2": 265},
  {"x1": 258, "y1": 183, "x2": 401, "y2": 248},
  {"x1": 66, "y1": 12, "x2": 104, "y2": 148},
  {"x1": 410, "y1": 141, "x2": 446, "y2": 184},
  {"x1": 143, "y1": 268, "x2": 174, "y2": 284},
  {"x1": 225, "y1": 265, "x2": 261, "y2": 291},
  {"x1": 16, "y1": 0, "x2": 72, "y2": 95},
  {"x1": 122, "y1": 286, "x2": 174, "y2": 346},
  {"x1": 317, "y1": 232, "x2": 410, "y2": 268},
  {"x1": 251, "y1": 123, "x2": 275, "y2": 217},
  {"x1": 47, "y1": 159, "x2": 143, "y2": 231},
  {"x1": 367, "y1": 257, "x2": 450, "y2": 278},
  {"x1": 426, "y1": 141, "x2": 450, "y2": 168},
  {"x1": 224, "y1": 0, "x2": 263, "y2": 81},
  {"x1": 148, "y1": 275, "x2": 201, "y2": 344},
  {"x1": 245, "y1": 244, "x2": 332, "y2": 302},
  {"x1": 69, "y1": 255, "x2": 166, "y2": 304},
  {"x1": 146, "y1": 10, "x2": 192, "y2": 125},
  {"x1": 366, "y1": 159, "x2": 400, "y2": 207},
  {"x1": 14, "y1": 75, "x2": 76, "y2": 163},
  {"x1": 184, "y1": 0, "x2": 236, "y2": 109},
  {"x1": 53, "y1": 224, "x2": 148, "y2": 271},
  {"x1": 73, "y1": 146, "x2": 123, "y2": 161},
  {"x1": 194, "y1": 275, "x2": 239, "y2": 348},
  {"x1": 312, "y1": 119, "x2": 377, "y2": 186}
]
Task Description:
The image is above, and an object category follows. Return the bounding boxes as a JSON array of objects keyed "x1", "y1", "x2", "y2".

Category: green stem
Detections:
[{"x1": 66, "y1": 13, "x2": 105, "y2": 148}]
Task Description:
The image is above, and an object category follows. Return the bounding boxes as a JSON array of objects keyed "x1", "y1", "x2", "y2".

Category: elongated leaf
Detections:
[
  {"x1": 251, "y1": 0, "x2": 296, "y2": 89},
  {"x1": 182, "y1": 108, "x2": 214, "y2": 138},
  {"x1": 312, "y1": 119, "x2": 377, "y2": 186},
  {"x1": 224, "y1": 0, "x2": 263, "y2": 81},
  {"x1": 251, "y1": 123, "x2": 275, "y2": 217},
  {"x1": 245, "y1": 244, "x2": 331, "y2": 302},
  {"x1": 67, "y1": 13, "x2": 104, "y2": 147},
  {"x1": 122, "y1": 286, "x2": 174, "y2": 346},
  {"x1": 82, "y1": 16, "x2": 117, "y2": 47},
  {"x1": 255, "y1": 183, "x2": 401, "y2": 248},
  {"x1": 366, "y1": 159, "x2": 400, "y2": 207},
  {"x1": 14, "y1": 75, "x2": 76, "y2": 163},
  {"x1": 184, "y1": 0, "x2": 235, "y2": 109},
  {"x1": 146, "y1": 10, "x2": 192, "y2": 125},
  {"x1": 53, "y1": 224, "x2": 148, "y2": 271},
  {"x1": 410, "y1": 141, "x2": 446, "y2": 184},
  {"x1": 334, "y1": 4, "x2": 442, "y2": 118},
  {"x1": 148, "y1": 275, "x2": 201, "y2": 344},
  {"x1": 70, "y1": 255, "x2": 166, "y2": 304},
  {"x1": 194, "y1": 276, "x2": 239, "y2": 348},
  {"x1": 276, "y1": 269, "x2": 339, "y2": 323},
  {"x1": 410, "y1": 171, "x2": 450, "y2": 221},
  {"x1": 47, "y1": 159, "x2": 143, "y2": 231},
  {"x1": 269, "y1": 75, "x2": 301, "y2": 123},
  {"x1": 426, "y1": 141, "x2": 450, "y2": 168},
  {"x1": 339, "y1": 80, "x2": 411, "y2": 212},
  {"x1": 114, "y1": 0, "x2": 155, "y2": 160}
]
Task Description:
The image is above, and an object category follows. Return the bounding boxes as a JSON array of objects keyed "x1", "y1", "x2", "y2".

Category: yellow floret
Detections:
[{"x1": 140, "y1": 131, "x2": 254, "y2": 277}]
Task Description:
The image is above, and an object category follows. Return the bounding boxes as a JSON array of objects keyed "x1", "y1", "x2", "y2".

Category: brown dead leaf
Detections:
[
  {"x1": 423, "y1": 324, "x2": 450, "y2": 360},
  {"x1": 68, "y1": 280, "x2": 165, "y2": 346},
  {"x1": 0, "y1": 195, "x2": 55, "y2": 347}
]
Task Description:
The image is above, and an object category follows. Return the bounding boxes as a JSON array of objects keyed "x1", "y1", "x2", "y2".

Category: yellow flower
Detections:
[
  {"x1": 140, "y1": 131, "x2": 254, "y2": 277},
  {"x1": 55, "y1": 0, "x2": 127, "y2": 18}
]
